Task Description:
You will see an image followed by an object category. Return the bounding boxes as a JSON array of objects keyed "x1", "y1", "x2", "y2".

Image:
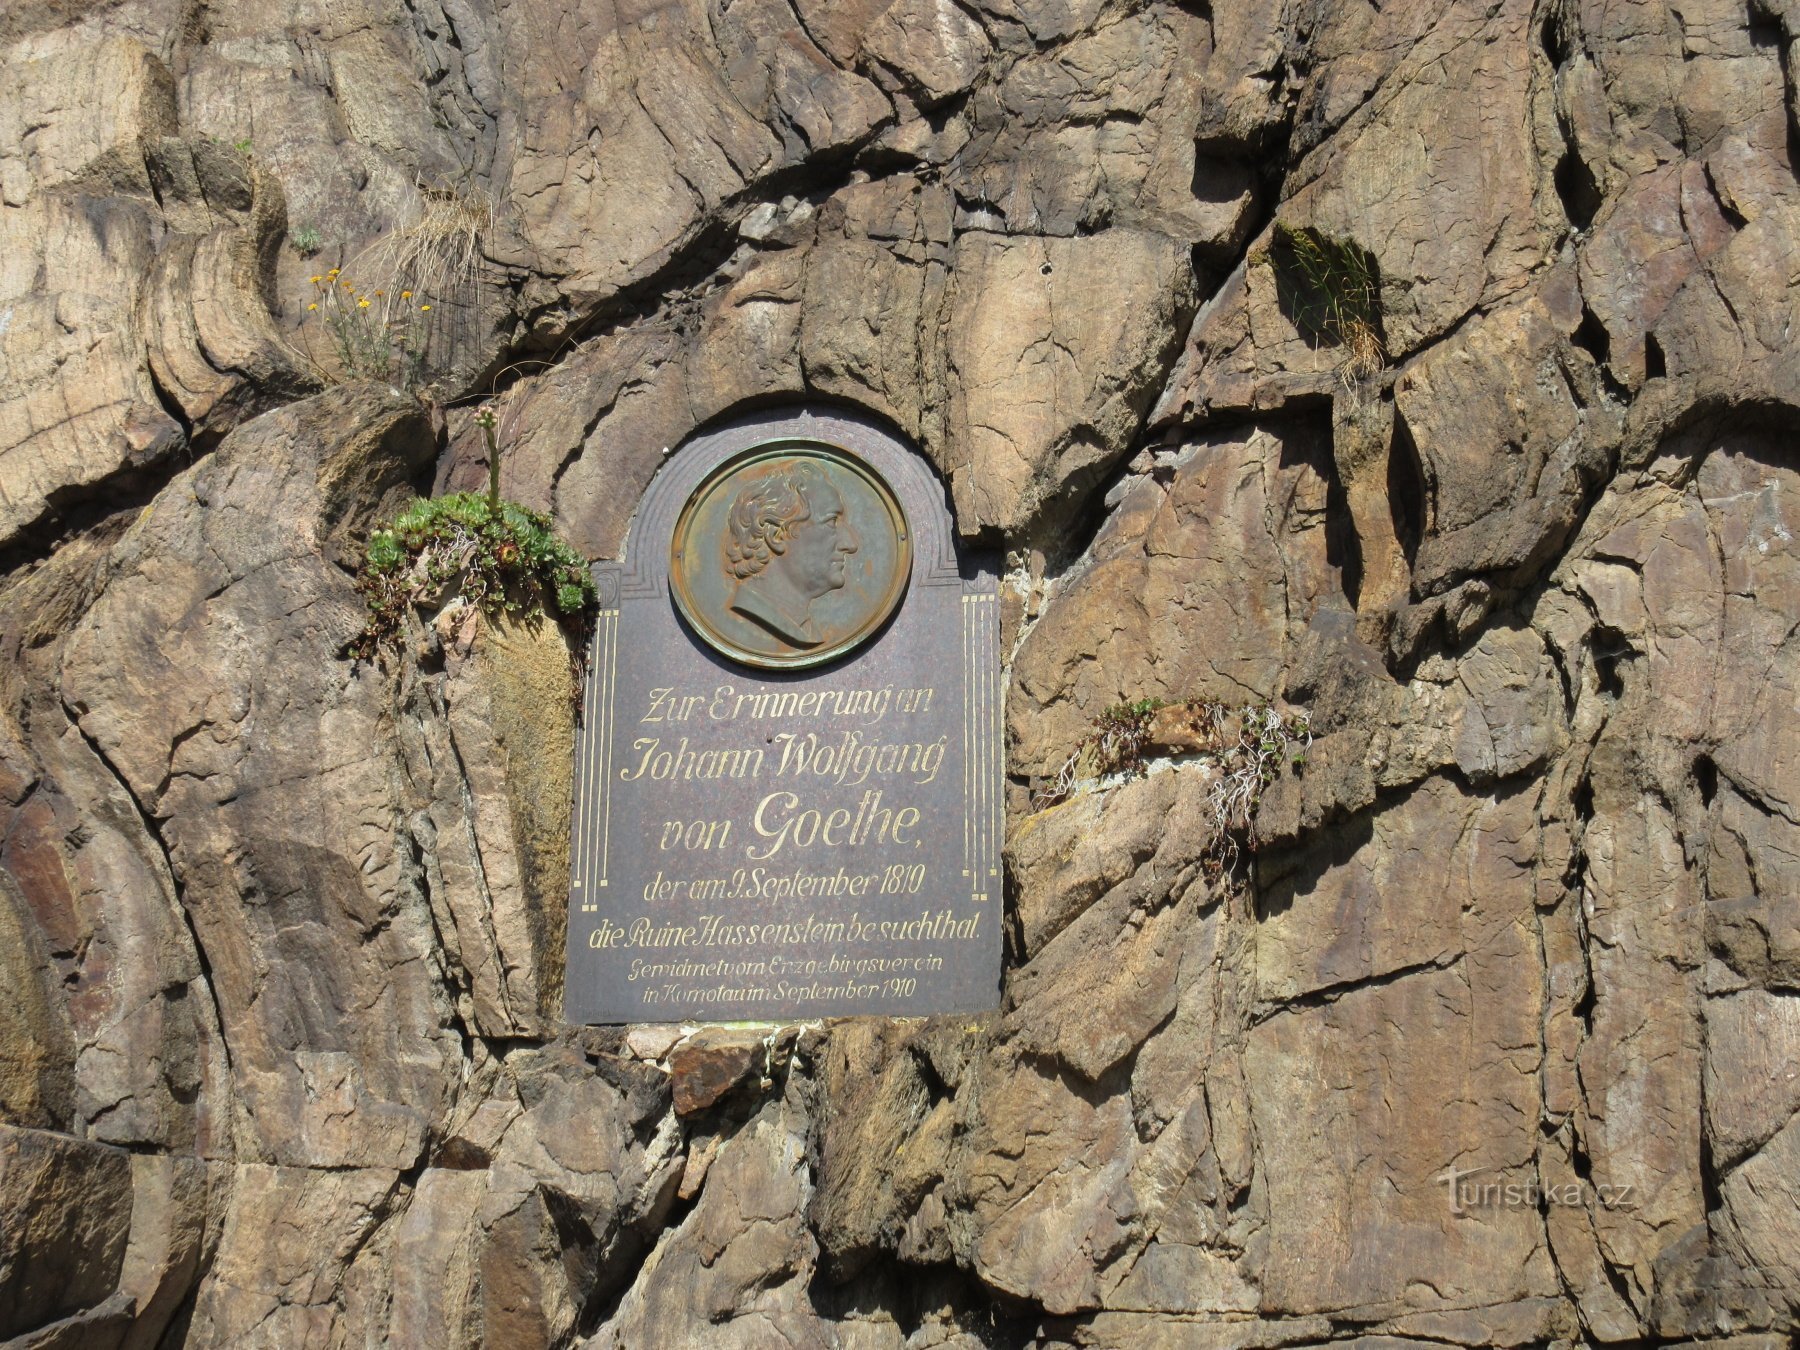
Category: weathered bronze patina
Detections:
[
  {"x1": 565, "y1": 407, "x2": 1002, "y2": 1024},
  {"x1": 670, "y1": 443, "x2": 911, "y2": 670}
]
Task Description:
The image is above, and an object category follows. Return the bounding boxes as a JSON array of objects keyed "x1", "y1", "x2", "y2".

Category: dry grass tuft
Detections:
[
  {"x1": 326, "y1": 176, "x2": 498, "y2": 385},
  {"x1": 370, "y1": 177, "x2": 497, "y2": 303}
]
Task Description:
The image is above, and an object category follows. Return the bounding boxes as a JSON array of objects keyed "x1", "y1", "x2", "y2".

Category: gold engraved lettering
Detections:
[
  {"x1": 658, "y1": 818, "x2": 733, "y2": 851},
  {"x1": 642, "y1": 686, "x2": 707, "y2": 723},
  {"x1": 619, "y1": 737, "x2": 766, "y2": 782},
  {"x1": 897, "y1": 687, "x2": 933, "y2": 713},
  {"x1": 745, "y1": 788, "x2": 922, "y2": 861},
  {"x1": 711, "y1": 684, "x2": 899, "y2": 724},
  {"x1": 770, "y1": 730, "x2": 945, "y2": 786}
]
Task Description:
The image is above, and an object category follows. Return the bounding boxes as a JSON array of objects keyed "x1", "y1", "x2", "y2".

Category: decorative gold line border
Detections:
[
  {"x1": 974, "y1": 594, "x2": 997, "y2": 888},
  {"x1": 975, "y1": 595, "x2": 984, "y2": 887},
  {"x1": 962, "y1": 594, "x2": 973, "y2": 882},
  {"x1": 984, "y1": 596, "x2": 1000, "y2": 883},
  {"x1": 574, "y1": 650, "x2": 592, "y2": 909},
  {"x1": 963, "y1": 591, "x2": 1000, "y2": 900},
  {"x1": 575, "y1": 608, "x2": 618, "y2": 911},
  {"x1": 988, "y1": 595, "x2": 995, "y2": 882},
  {"x1": 574, "y1": 624, "x2": 591, "y2": 908},
  {"x1": 598, "y1": 610, "x2": 619, "y2": 887}
]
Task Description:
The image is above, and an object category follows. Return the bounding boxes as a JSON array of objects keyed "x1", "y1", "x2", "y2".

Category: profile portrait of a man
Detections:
[{"x1": 722, "y1": 460, "x2": 860, "y2": 648}]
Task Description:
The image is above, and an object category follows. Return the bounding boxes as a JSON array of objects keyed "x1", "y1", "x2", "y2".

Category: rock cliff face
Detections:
[{"x1": 3, "y1": 0, "x2": 1799, "y2": 1345}]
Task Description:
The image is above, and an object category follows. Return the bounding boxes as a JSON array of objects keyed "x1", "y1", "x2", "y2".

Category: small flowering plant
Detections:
[
  {"x1": 356, "y1": 493, "x2": 596, "y2": 657},
  {"x1": 300, "y1": 269, "x2": 434, "y2": 387},
  {"x1": 354, "y1": 406, "x2": 597, "y2": 690}
]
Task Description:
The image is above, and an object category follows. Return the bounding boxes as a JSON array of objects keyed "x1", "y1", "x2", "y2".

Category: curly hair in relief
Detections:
[{"x1": 723, "y1": 461, "x2": 827, "y2": 579}]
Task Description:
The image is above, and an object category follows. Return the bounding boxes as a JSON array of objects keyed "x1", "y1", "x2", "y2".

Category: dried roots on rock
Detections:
[{"x1": 1036, "y1": 697, "x2": 1313, "y2": 865}]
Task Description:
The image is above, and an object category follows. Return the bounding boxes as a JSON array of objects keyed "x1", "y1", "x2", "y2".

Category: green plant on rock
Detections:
[
  {"x1": 1207, "y1": 703, "x2": 1313, "y2": 846},
  {"x1": 355, "y1": 405, "x2": 596, "y2": 678},
  {"x1": 290, "y1": 224, "x2": 323, "y2": 257},
  {"x1": 1268, "y1": 222, "x2": 1385, "y2": 385},
  {"x1": 357, "y1": 492, "x2": 595, "y2": 653}
]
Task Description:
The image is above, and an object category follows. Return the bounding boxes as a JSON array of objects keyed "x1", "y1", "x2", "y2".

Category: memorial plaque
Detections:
[{"x1": 565, "y1": 407, "x2": 1003, "y2": 1023}]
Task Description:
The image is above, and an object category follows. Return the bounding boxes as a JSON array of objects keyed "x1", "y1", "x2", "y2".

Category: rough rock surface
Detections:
[{"x1": 3, "y1": 0, "x2": 1800, "y2": 1345}]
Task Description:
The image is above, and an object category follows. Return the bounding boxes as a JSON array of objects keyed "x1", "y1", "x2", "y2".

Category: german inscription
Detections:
[{"x1": 566, "y1": 408, "x2": 1002, "y2": 1023}]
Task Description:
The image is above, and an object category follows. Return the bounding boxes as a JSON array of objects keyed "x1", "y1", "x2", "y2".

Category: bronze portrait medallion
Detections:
[{"x1": 669, "y1": 441, "x2": 912, "y2": 669}]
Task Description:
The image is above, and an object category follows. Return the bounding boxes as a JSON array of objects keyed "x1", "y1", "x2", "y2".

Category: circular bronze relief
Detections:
[{"x1": 670, "y1": 441, "x2": 912, "y2": 670}]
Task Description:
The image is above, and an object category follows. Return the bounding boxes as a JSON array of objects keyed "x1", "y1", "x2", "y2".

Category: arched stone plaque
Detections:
[{"x1": 565, "y1": 407, "x2": 1002, "y2": 1024}]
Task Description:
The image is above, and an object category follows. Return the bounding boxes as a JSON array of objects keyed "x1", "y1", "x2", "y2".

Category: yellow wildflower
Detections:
[
  {"x1": 327, "y1": 268, "x2": 340, "y2": 277},
  {"x1": 309, "y1": 275, "x2": 322, "y2": 283},
  {"x1": 308, "y1": 302, "x2": 318, "y2": 310},
  {"x1": 358, "y1": 297, "x2": 371, "y2": 308},
  {"x1": 400, "y1": 290, "x2": 412, "y2": 299},
  {"x1": 420, "y1": 304, "x2": 431, "y2": 311}
]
